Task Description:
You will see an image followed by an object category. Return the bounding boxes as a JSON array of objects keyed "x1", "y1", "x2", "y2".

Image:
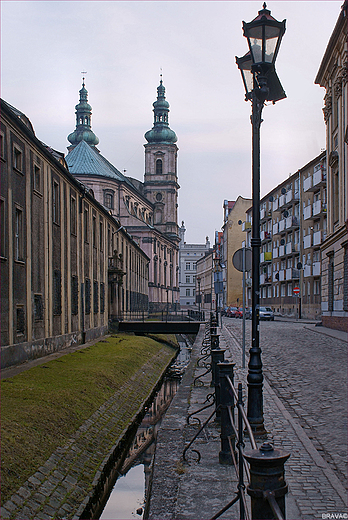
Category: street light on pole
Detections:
[
  {"x1": 236, "y1": 3, "x2": 286, "y2": 435},
  {"x1": 197, "y1": 276, "x2": 201, "y2": 316}
]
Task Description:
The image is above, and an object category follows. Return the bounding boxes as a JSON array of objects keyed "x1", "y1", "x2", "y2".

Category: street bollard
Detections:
[
  {"x1": 218, "y1": 362, "x2": 235, "y2": 464},
  {"x1": 211, "y1": 333, "x2": 220, "y2": 350},
  {"x1": 244, "y1": 442, "x2": 290, "y2": 520}
]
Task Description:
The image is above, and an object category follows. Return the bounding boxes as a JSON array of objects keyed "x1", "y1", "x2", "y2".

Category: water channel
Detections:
[{"x1": 98, "y1": 335, "x2": 193, "y2": 520}]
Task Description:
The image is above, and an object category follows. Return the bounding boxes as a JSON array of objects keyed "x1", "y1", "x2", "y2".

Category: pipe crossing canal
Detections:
[{"x1": 95, "y1": 335, "x2": 193, "y2": 520}]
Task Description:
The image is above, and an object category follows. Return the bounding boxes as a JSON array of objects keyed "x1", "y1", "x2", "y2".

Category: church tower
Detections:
[
  {"x1": 144, "y1": 79, "x2": 179, "y2": 242},
  {"x1": 67, "y1": 79, "x2": 99, "y2": 151}
]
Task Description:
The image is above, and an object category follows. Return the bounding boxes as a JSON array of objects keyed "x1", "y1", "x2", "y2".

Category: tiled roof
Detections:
[{"x1": 66, "y1": 140, "x2": 134, "y2": 186}]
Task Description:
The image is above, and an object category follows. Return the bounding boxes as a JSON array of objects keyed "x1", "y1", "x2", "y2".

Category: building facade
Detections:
[
  {"x1": 196, "y1": 250, "x2": 214, "y2": 313},
  {"x1": 65, "y1": 79, "x2": 180, "y2": 313},
  {"x1": 178, "y1": 221, "x2": 211, "y2": 307},
  {"x1": 0, "y1": 99, "x2": 149, "y2": 368},
  {"x1": 245, "y1": 152, "x2": 327, "y2": 319},
  {"x1": 315, "y1": 0, "x2": 348, "y2": 332},
  {"x1": 221, "y1": 196, "x2": 252, "y2": 308}
]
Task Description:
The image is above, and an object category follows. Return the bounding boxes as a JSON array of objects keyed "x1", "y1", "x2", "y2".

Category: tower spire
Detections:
[
  {"x1": 144, "y1": 79, "x2": 177, "y2": 144},
  {"x1": 67, "y1": 78, "x2": 99, "y2": 149}
]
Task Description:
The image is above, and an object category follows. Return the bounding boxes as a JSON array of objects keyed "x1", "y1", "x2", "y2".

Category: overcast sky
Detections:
[{"x1": 1, "y1": 1, "x2": 341, "y2": 243}]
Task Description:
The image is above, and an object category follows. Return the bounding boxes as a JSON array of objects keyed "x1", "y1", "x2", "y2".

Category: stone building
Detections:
[
  {"x1": 196, "y1": 249, "x2": 214, "y2": 313},
  {"x1": 245, "y1": 151, "x2": 327, "y2": 319},
  {"x1": 178, "y1": 221, "x2": 211, "y2": 307},
  {"x1": 315, "y1": 0, "x2": 348, "y2": 332},
  {"x1": 0, "y1": 98, "x2": 149, "y2": 368},
  {"x1": 65, "y1": 79, "x2": 180, "y2": 313},
  {"x1": 221, "y1": 196, "x2": 252, "y2": 308}
]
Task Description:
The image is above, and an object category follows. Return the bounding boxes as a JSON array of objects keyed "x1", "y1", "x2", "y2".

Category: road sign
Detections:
[
  {"x1": 293, "y1": 286, "x2": 300, "y2": 295},
  {"x1": 232, "y1": 248, "x2": 252, "y2": 272}
]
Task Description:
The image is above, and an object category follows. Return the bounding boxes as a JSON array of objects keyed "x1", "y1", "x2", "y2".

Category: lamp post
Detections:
[
  {"x1": 236, "y1": 3, "x2": 286, "y2": 435},
  {"x1": 197, "y1": 276, "x2": 201, "y2": 315}
]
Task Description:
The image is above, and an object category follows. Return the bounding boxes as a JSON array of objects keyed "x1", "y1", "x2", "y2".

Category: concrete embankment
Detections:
[{"x1": 0, "y1": 334, "x2": 178, "y2": 520}]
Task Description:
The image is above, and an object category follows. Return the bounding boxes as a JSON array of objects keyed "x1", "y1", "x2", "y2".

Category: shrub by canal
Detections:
[{"x1": 1, "y1": 333, "x2": 178, "y2": 507}]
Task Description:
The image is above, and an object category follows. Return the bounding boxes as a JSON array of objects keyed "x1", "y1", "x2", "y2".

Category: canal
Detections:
[{"x1": 98, "y1": 335, "x2": 192, "y2": 520}]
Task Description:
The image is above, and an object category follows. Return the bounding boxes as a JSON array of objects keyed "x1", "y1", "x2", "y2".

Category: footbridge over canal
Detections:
[{"x1": 118, "y1": 321, "x2": 203, "y2": 334}]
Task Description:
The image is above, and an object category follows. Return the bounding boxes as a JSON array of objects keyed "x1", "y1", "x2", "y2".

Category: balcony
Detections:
[
  {"x1": 260, "y1": 273, "x2": 272, "y2": 284},
  {"x1": 260, "y1": 251, "x2": 272, "y2": 263},
  {"x1": 312, "y1": 200, "x2": 327, "y2": 216},
  {"x1": 278, "y1": 194, "x2": 286, "y2": 210},
  {"x1": 285, "y1": 215, "x2": 299, "y2": 230},
  {"x1": 279, "y1": 270, "x2": 285, "y2": 281},
  {"x1": 272, "y1": 247, "x2": 279, "y2": 259},
  {"x1": 285, "y1": 268, "x2": 300, "y2": 280},
  {"x1": 307, "y1": 169, "x2": 327, "y2": 191},
  {"x1": 304, "y1": 264, "x2": 311, "y2": 277},
  {"x1": 312, "y1": 262, "x2": 321, "y2": 276},
  {"x1": 303, "y1": 176, "x2": 312, "y2": 192},
  {"x1": 286, "y1": 190, "x2": 299, "y2": 204},
  {"x1": 279, "y1": 244, "x2": 285, "y2": 257},
  {"x1": 303, "y1": 234, "x2": 312, "y2": 249},
  {"x1": 278, "y1": 219, "x2": 286, "y2": 233},
  {"x1": 272, "y1": 199, "x2": 279, "y2": 212},
  {"x1": 261, "y1": 230, "x2": 271, "y2": 241},
  {"x1": 313, "y1": 230, "x2": 322, "y2": 246},
  {"x1": 242, "y1": 221, "x2": 251, "y2": 231},
  {"x1": 285, "y1": 242, "x2": 298, "y2": 255},
  {"x1": 303, "y1": 205, "x2": 312, "y2": 220},
  {"x1": 272, "y1": 222, "x2": 279, "y2": 235}
]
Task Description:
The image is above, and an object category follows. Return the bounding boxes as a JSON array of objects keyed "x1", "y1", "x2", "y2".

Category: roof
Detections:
[
  {"x1": 1, "y1": 100, "x2": 36, "y2": 134},
  {"x1": 65, "y1": 140, "x2": 135, "y2": 187}
]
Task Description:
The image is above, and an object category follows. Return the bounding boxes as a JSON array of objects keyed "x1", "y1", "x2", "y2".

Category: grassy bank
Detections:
[{"x1": 1, "y1": 333, "x2": 177, "y2": 505}]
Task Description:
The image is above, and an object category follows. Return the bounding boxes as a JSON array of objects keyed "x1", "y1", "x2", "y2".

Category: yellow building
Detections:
[{"x1": 222, "y1": 196, "x2": 252, "y2": 308}]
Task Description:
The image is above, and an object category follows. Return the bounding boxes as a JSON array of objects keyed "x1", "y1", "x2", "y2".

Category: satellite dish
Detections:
[
  {"x1": 283, "y1": 210, "x2": 289, "y2": 218},
  {"x1": 281, "y1": 187, "x2": 286, "y2": 195},
  {"x1": 297, "y1": 262, "x2": 303, "y2": 270},
  {"x1": 280, "y1": 239, "x2": 285, "y2": 245},
  {"x1": 269, "y1": 196, "x2": 274, "y2": 202},
  {"x1": 238, "y1": 220, "x2": 243, "y2": 225}
]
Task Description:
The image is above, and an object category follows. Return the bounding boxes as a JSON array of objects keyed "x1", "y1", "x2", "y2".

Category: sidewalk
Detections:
[{"x1": 148, "y1": 322, "x2": 347, "y2": 520}]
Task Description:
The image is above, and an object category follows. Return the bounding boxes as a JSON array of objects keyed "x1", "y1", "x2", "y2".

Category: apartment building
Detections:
[
  {"x1": 245, "y1": 151, "x2": 327, "y2": 319},
  {"x1": 178, "y1": 221, "x2": 211, "y2": 307}
]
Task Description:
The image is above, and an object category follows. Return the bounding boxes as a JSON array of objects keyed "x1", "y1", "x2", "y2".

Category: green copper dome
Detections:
[
  {"x1": 68, "y1": 81, "x2": 99, "y2": 148},
  {"x1": 145, "y1": 80, "x2": 177, "y2": 144}
]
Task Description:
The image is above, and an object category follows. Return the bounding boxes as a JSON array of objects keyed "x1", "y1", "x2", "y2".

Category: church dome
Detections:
[{"x1": 144, "y1": 79, "x2": 177, "y2": 144}]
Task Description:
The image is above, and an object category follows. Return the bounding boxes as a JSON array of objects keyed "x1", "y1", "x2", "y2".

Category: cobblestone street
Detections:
[{"x1": 223, "y1": 317, "x2": 348, "y2": 490}]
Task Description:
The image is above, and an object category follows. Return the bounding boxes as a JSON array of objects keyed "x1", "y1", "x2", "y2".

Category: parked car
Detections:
[
  {"x1": 226, "y1": 306, "x2": 238, "y2": 318},
  {"x1": 221, "y1": 306, "x2": 229, "y2": 317},
  {"x1": 236, "y1": 307, "x2": 252, "y2": 319},
  {"x1": 259, "y1": 306, "x2": 274, "y2": 321}
]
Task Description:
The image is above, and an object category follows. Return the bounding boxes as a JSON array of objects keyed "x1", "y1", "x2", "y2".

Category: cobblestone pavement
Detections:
[
  {"x1": 221, "y1": 318, "x2": 347, "y2": 519},
  {"x1": 222, "y1": 318, "x2": 348, "y2": 489}
]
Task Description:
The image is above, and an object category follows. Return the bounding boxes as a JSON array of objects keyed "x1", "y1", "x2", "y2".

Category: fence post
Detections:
[
  {"x1": 244, "y1": 442, "x2": 290, "y2": 520},
  {"x1": 218, "y1": 362, "x2": 235, "y2": 464},
  {"x1": 211, "y1": 347, "x2": 225, "y2": 410},
  {"x1": 211, "y1": 333, "x2": 220, "y2": 350}
]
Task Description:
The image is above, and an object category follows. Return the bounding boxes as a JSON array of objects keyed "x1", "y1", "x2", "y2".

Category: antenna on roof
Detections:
[{"x1": 81, "y1": 71, "x2": 87, "y2": 86}]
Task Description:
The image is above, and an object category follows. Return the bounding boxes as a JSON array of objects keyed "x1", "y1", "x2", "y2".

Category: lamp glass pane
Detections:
[
  {"x1": 265, "y1": 36, "x2": 278, "y2": 63},
  {"x1": 250, "y1": 37, "x2": 263, "y2": 63},
  {"x1": 243, "y1": 68, "x2": 253, "y2": 93}
]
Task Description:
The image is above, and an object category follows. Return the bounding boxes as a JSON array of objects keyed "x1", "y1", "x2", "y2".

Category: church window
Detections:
[
  {"x1": 156, "y1": 159, "x2": 163, "y2": 175},
  {"x1": 104, "y1": 192, "x2": 114, "y2": 210}
]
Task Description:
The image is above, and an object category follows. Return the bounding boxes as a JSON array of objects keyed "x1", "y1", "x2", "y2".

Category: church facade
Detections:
[{"x1": 66, "y1": 79, "x2": 180, "y2": 313}]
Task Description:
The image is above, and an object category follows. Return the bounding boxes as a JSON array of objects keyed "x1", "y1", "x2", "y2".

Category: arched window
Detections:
[
  {"x1": 156, "y1": 159, "x2": 163, "y2": 175},
  {"x1": 104, "y1": 192, "x2": 114, "y2": 210}
]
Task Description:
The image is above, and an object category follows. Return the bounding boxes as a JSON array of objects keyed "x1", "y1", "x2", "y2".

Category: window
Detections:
[
  {"x1": 0, "y1": 132, "x2": 4, "y2": 160},
  {"x1": 85, "y1": 278, "x2": 91, "y2": 314},
  {"x1": 84, "y1": 206, "x2": 89, "y2": 242},
  {"x1": 13, "y1": 146, "x2": 23, "y2": 172},
  {"x1": 99, "y1": 220, "x2": 104, "y2": 251},
  {"x1": 186, "y1": 275, "x2": 190, "y2": 283},
  {"x1": 16, "y1": 306, "x2": 25, "y2": 334},
  {"x1": 281, "y1": 284, "x2": 286, "y2": 297},
  {"x1": 314, "y1": 280, "x2": 320, "y2": 295},
  {"x1": 93, "y1": 214, "x2": 97, "y2": 248},
  {"x1": 100, "y1": 283, "x2": 105, "y2": 313},
  {"x1": 186, "y1": 263, "x2": 190, "y2": 270},
  {"x1": 14, "y1": 207, "x2": 24, "y2": 261},
  {"x1": 71, "y1": 276, "x2": 79, "y2": 315},
  {"x1": 287, "y1": 283, "x2": 292, "y2": 296},
  {"x1": 53, "y1": 270, "x2": 62, "y2": 315},
  {"x1": 1, "y1": 199, "x2": 6, "y2": 257},
  {"x1": 70, "y1": 195, "x2": 77, "y2": 235},
  {"x1": 33, "y1": 164, "x2": 41, "y2": 192},
  {"x1": 34, "y1": 294, "x2": 44, "y2": 321},
  {"x1": 104, "y1": 192, "x2": 114, "y2": 210},
  {"x1": 186, "y1": 288, "x2": 190, "y2": 296},
  {"x1": 156, "y1": 159, "x2": 163, "y2": 175},
  {"x1": 94, "y1": 281, "x2": 99, "y2": 313},
  {"x1": 52, "y1": 180, "x2": 60, "y2": 224}
]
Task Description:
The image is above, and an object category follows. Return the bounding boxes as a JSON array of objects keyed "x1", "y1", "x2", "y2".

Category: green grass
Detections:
[{"x1": 1, "y1": 333, "x2": 177, "y2": 505}]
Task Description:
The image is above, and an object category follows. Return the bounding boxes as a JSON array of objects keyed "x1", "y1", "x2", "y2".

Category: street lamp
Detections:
[
  {"x1": 236, "y1": 3, "x2": 286, "y2": 435},
  {"x1": 197, "y1": 276, "x2": 201, "y2": 315}
]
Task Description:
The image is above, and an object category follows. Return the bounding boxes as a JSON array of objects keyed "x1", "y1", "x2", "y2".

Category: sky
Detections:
[{"x1": 1, "y1": 1, "x2": 342, "y2": 244}]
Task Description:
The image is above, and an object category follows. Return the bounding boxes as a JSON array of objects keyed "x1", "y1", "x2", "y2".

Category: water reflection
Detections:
[{"x1": 99, "y1": 336, "x2": 191, "y2": 520}]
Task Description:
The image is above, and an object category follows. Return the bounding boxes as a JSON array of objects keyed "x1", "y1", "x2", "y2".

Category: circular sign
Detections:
[
  {"x1": 232, "y1": 248, "x2": 252, "y2": 272},
  {"x1": 293, "y1": 286, "x2": 300, "y2": 295}
]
